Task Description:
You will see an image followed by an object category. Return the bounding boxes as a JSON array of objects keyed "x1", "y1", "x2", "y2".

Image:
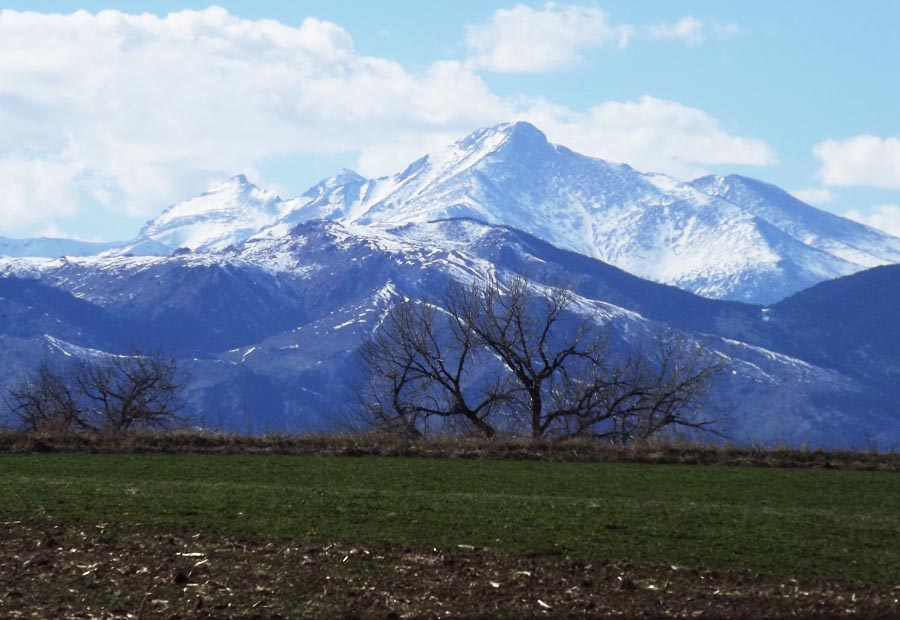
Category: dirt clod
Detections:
[{"x1": 1, "y1": 521, "x2": 898, "y2": 619}]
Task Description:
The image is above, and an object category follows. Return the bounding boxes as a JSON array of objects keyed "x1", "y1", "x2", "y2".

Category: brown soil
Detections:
[{"x1": 1, "y1": 521, "x2": 897, "y2": 620}]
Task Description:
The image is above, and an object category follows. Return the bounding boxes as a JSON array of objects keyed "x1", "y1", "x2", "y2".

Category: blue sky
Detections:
[{"x1": 2, "y1": 1, "x2": 900, "y2": 240}]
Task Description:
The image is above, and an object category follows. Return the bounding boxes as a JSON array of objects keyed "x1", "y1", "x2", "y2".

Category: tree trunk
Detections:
[
  {"x1": 530, "y1": 389, "x2": 543, "y2": 439},
  {"x1": 466, "y1": 412, "x2": 496, "y2": 438}
]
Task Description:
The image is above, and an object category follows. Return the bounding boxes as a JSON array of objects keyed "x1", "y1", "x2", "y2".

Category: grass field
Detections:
[
  {"x1": 2, "y1": 453, "x2": 899, "y2": 583},
  {"x1": 2, "y1": 452, "x2": 900, "y2": 618}
]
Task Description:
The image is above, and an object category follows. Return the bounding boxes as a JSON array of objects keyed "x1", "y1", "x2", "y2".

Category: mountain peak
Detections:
[
  {"x1": 208, "y1": 174, "x2": 254, "y2": 193},
  {"x1": 450, "y1": 121, "x2": 552, "y2": 157},
  {"x1": 301, "y1": 168, "x2": 368, "y2": 200},
  {"x1": 490, "y1": 120, "x2": 551, "y2": 149},
  {"x1": 128, "y1": 174, "x2": 284, "y2": 254},
  {"x1": 319, "y1": 168, "x2": 367, "y2": 188},
  {"x1": 497, "y1": 120, "x2": 545, "y2": 138},
  {"x1": 333, "y1": 168, "x2": 366, "y2": 183}
]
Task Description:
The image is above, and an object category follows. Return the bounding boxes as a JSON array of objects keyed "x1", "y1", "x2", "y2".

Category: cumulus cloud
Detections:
[
  {"x1": 646, "y1": 17, "x2": 740, "y2": 46},
  {"x1": 844, "y1": 205, "x2": 900, "y2": 237},
  {"x1": 357, "y1": 94, "x2": 777, "y2": 181},
  {"x1": 464, "y1": 3, "x2": 634, "y2": 73},
  {"x1": 0, "y1": 8, "x2": 510, "y2": 226},
  {"x1": 0, "y1": 8, "x2": 773, "y2": 237},
  {"x1": 790, "y1": 187, "x2": 835, "y2": 205},
  {"x1": 0, "y1": 157, "x2": 86, "y2": 236},
  {"x1": 525, "y1": 96, "x2": 777, "y2": 179},
  {"x1": 813, "y1": 135, "x2": 900, "y2": 189}
]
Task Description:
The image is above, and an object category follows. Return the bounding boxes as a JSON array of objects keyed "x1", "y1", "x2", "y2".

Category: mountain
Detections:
[
  {"x1": 270, "y1": 122, "x2": 900, "y2": 304},
  {"x1": 5, "y1": 123, "x2": 898, "y2": 304},
  {"x1": 0, "y1": 236, "x2": 121, "y2": 258},
  {"x1": 2, "y1": 121, "x2": 900, "y2": 444},
  {"x1": 1, "y1": 218, "x2": 898, "y2": 446},
  {"x1": 762, "y1": 264, "x2": 900, "y2": 391},
  {"x1": 0, "y1": 176, "x2": 290, "y2": 260},
  {"x1": 690, "y1": 175, "x2": 900, "y2": 270},
  {"x1": 0, "y1": 276, "x2": 127, "y2": 346},
  {"x1": 115, "y1": 175, "x2": 292, "y2": 255}
]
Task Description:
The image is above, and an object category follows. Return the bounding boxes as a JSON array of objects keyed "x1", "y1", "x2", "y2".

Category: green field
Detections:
[{"x1": 2, "y1": 453, "x2": 898, "y2": 586}]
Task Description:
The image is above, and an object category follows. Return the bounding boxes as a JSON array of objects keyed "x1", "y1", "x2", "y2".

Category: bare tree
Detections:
[
  {"x1": 76, "y1": 352, "x2": 181, "y2": 433},
  {"x1": 360, "y1": 300, "x2": 512, "y2": 438},
  {"x1": 4, "y1": 351, "x2": 182, "y2": 434},
  {"x1": 4, "y1": 362, "x2": 84, "y2": 433},
  {"x1": 360, "y1": 275, "x2": 725, "y2": 442},
  {"x1": 447, "y1": 276, "x2": 605, "y2": 438},
  {"x1": 553, "y1": 335, "x2": 726, "y2": 442}
]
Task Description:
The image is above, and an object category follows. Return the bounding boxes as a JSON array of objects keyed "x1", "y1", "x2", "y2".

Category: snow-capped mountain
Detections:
[
  {"x1": 115, "y1": 175, "x2": 293, "y2": 255},
  {"x1": 2, "y1": 217, "x2": 899, "y2": 445},
  {"x1": 5, "y1": 122, "x2": 896, "y2": 305},
  {"x1": 0, "y1": 236, "x2": 121, "y2": 258},
  {"x1": 690, "y1": 174, "x2": 900, "y2": 270},
  {"x1": 270, "y1": 122, "x2": 900, "y2": 304},
  {"x1": 2, "y1": 121, "x2": 900, "y2": 445}
]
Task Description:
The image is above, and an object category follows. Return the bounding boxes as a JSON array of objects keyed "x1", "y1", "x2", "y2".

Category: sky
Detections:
[{"x1": 2, "y1": 1, "x2": 900, "y2": 241}]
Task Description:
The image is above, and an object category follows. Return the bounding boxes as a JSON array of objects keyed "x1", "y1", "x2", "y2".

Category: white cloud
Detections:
[
  {"x1": 358, "y1": 94, "x2": 776, "y2": 181},
  {"x1": 647, "y1": 17, "x2": 705, "y2": 45},
  {"x1": 523, "y1": 96, "x2": 777, "y2": 179},
  {"x1": 646, "y1": 17, "x2": 740, "y2": 46},
  {"x1": 790, "y1": 187, "x2": 835, "y2": 205},
  {"x1": 0, "y1": 8, "x2": 773, "y2": 237},
  {"x1": 356, "y1": 133, "x2": 462, "y2": 179},
  {"x1": 0, "y1": 157, "x2": 84, "y2": 235},
  {"x1": 844, "y1": 205, "x2": 900, "y2": 237},
  {"x1": 465, "y1": 3, "x2": 634, "y2": 73},
  {"x1": 0, "y1": 8, "x2": 511, "y2": 230},
  {"x1": 813, "y1": 135, "x2": 900, "y2": 189}
]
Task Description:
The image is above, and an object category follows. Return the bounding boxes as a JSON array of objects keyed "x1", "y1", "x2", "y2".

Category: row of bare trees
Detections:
[
  {"x1": 360, "y1": 276, "x2": 725, "y2": 442},
  {"x1": 4, "y1": 352, "x2": 181, "y2": 434},
  {"x1": 4, "y1": 276, "x2": 724, "y2": 442}
]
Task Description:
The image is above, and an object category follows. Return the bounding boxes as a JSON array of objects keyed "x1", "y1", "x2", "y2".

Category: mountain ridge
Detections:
[
  {"x1": 2, "y1": 121, "x2": 900, "y2": 307},
  {"x1": 1, "y1": 212, "x2": 898, "y2": 445}
]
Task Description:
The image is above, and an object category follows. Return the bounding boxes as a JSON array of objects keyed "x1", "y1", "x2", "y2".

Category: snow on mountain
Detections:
[
  {"x1": 264, "y1": 122, "x2": 898, "y2": 304},
  {"x1": 4, "y1": 217, "x2": 899, "y2": 445},
  {"x1": 3, "y1": 121, "x2": 900, "y2": 443},
  {"x1": 115, "y1": 175, "x2": 292, "y2": 255},
  {"x1": 0, "y1": 236, "x2": 121, "y2": 258},
  {"x1": 8, "y1": 122, "x2": 899, "y2": 304},
  {"x1": 690, "y1": 174, "x2": 900, "y2": 268},
  {"x1": 285, "y1": 168, "x2": 370, "y2": 223}
]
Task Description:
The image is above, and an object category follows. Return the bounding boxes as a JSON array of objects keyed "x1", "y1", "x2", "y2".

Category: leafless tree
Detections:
[
  {"x1": 359, "y1": 300, "x2": 513, "y2": 438},
  {"x1": 76, "y1": 352, "x2": 181, "y2": 433},
  {"x1": 553, "y1": 335, "x2": 726, "y2": 442},
  {"x1": 4, "y1": 362, "x2": 84, "y2": 433},
  {"x1": 446, "y1": 276, "x2": 607, "y2": 438},
  {"x1": 360, "y1": 275, "x2": 725, "y2": 441},
  {"x1": 4, "y1": 351, "x2": 182, "y2": 434}
]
